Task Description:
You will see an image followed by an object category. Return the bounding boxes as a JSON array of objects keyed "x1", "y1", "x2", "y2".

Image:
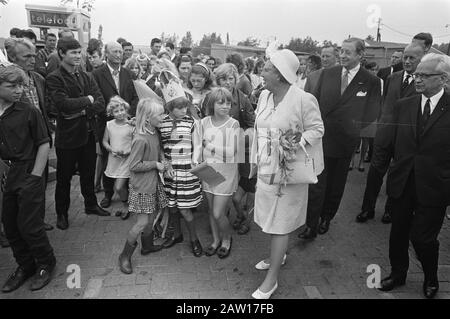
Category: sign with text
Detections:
[{"x1": 28, "y1": 10, "x2": 78, "y2": 29}]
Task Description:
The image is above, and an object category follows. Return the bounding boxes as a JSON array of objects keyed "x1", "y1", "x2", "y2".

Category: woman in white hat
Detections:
[{"x1": 250, "y1": 49, "x2": 324, "y2": 299}]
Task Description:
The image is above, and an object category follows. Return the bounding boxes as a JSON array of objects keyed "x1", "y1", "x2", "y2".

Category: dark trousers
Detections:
[
  {"x1": 306, "y1": 156, "x2": 352, "y2": 229},
  {"x1": 361, "y1": 164, "x2": 394, "y2": 214},
  {"x1": 55, "y1": 132, "x2": 97, "y2": 216},
  {"x1": 1, "y1": 161, "x2": 55, "y2": 269},
  {"x1": 389, "y1": 172, "x2": 446, "y2": 282}
]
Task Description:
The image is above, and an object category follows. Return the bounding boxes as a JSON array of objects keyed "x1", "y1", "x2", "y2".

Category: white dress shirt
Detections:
[
  {"x1": 421, "y1": 88, "x2": 444, "y2": 115},
  {"x1": 107, "y1": 63, "x2": 120, "y2": 91},
  {"x1": 342, "y1": 63, "x2": 361, "y2": 85},
  {"x1": 402, "y1": 71, "x2": 414, "y2": 85}
]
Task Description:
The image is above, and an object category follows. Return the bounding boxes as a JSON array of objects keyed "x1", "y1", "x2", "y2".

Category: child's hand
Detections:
[
  {"x1": 111, "y1": 151, "x2": 120, "y2": 157},
  {"x1": 127, "y1": 117, "x2": 136, "y2": 126},
  {"x1": 156, "y1": 162, "x2": 165, "y2": 172},
  {"x1": 165, "y1": 167, "x2": 175, "y2": 179}
]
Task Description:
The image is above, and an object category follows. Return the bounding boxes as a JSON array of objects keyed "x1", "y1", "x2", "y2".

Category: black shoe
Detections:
[
  {"x1": 217, "y1": 237, "x2": 232, "y2": 259},
  {"x1": 100, "y1": 197, "x2": 112, "y2": 208},
  {"x1": 423, "y1": 280, "x2": 439, "y2": 299},
  {"x1": 204, "y1": 242, "x2": 221, "y2": 256},
  {"x1": 56, "y1": 215, "x2": 69, "y2": 230},
  {"x1": 381, "y1": 211, "x2": 392, "y2": 224},
  {"x1": 378, "y1": 275, "x2": 406, "y2": 292},
  {"x1": 318, "y1": 219, "x2": 330, "y2": 235},
  {"x1": 162, "y1": 235, "x2": 183, "y2": 249},
  {"x1": 0, "y1": 231, "x2": 10, "y2": 248},
  {"x1": 298, "y1": 226, "x2": 317, "y2": 240},
  {"x1": 44, "y1": 223, "x2": 54, "y2": 231},
  {"x1": 191, "y1": 239, "x2": 203, "y2": 257},
  {"x1": 358, "y1": 167, "x2": 365, "y2": 172},
  {"x1": 2, "y1": 266, "x2": 35, "y2": 293},
  {"x1": 140, "y1": 232, "x2": 163, "y2": 255},
  {"x1": 85, "y1": 205, "x2": 110, "y2": 216},
  {"x1": 356, "y1": 210, "x2": 375, "y2": 223},
  {"x1": 29, "y1": 264, "x2": 55, "y2": 291}
]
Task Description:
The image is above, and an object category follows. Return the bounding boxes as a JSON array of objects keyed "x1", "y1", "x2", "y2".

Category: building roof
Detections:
[
  {"x1": 365, "y1": 39, "x2": 445, "y2": 54},
  {"x1": 211, "y1": 43, "x2": 310, "y2": 56}
]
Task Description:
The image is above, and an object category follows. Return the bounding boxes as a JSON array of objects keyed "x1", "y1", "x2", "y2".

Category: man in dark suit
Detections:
[
  {"x1": 5, "y1": 37, "x2": 55, "y2": 231},
  {"x1": 299, "y1": 38, "x2": 381, "y2": 239},
  {"x1": 377, "y1": 50, "x2": 404, "y2": 83},
  {"x1": 46, "y1": 38, "x2": 109, "y2": 230},
  {"x1": 377, "y1": 54, "x2": 450, "y2": 299},
  {"x1": 304, "y1": 46, "x2": 340, "y2": 94},
  {"x1": 92, "y1": 41, "x2": 138, "y2": 209},
  {"x1": 357, "y1": 43, "x2": 425, "y2": 224}
]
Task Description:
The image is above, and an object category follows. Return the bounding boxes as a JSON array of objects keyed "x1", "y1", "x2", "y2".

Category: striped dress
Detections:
[{"x1": 159, "y1": 114, "x2": 203, "y2": 209}]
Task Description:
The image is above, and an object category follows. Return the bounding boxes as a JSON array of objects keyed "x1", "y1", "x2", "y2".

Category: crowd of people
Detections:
[{"x1": 0, "y1": 26, "x2": 450, "y2": 300}]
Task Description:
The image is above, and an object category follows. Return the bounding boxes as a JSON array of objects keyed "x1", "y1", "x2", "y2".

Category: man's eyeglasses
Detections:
[{"x1": 413, "y1": 73, "x2": 443, "y2": 80}]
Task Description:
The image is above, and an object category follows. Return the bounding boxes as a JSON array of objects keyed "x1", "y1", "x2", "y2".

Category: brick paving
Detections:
[{"x1": 1, "y1": 160, "x2": 450, "y2": 299}]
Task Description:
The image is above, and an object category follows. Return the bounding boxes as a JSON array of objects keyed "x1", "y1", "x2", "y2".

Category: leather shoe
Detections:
[
  {"x1": 318, "y1": 219, "x2": 330, "y2": 235},
  {"x1": 381, "y1": 211, "x2": 392, "y2": 224},
  {"x1": 29, "y1": 264, "x2": 55, "y2": 291},
  {"x1": 2, "y1": 266, "x2": 35, "y2": 293},
  {"x1": 162, "y1": 235, "x2": 183, "y2": 249},
  {"x1": 298, "y1": 226, "x2": 317, "y2": 240},
  {"x1": 56, "y1": 215, "x2": 69, "y2": 230},
  {"x1": 85, "y1": 205, "x2": 110, "y2": 216},
  {"x1": 423, "y1": 280, "x2": 439, "y2": 299},
  {"x1": 100, "y1": 197, "x2": 112, "y2": 208},
  {"x1": 378, "y1": 275, "x2": 406, "y2": 292},
  {"x1": 0, "y1": 231, "x2": 10, "y2": 248},
  {"x1": 356, "y1": 210, "x2": 375, "y2": 223},
  {"x1": 44, "y1": 223, "x2": 54, "y2": 231}
]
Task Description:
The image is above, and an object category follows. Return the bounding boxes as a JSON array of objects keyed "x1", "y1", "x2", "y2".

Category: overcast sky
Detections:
[{"x1": 1, "y1": 0, "x2": 450, "y2": 46}]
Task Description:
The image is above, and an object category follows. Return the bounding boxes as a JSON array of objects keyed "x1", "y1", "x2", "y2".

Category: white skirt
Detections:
[{"x1": 254, "y1": 178, "x2": 308, "y2": 235}]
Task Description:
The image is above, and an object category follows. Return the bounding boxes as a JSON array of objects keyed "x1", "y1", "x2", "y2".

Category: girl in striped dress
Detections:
[{"x1": 159, "y1": 97, "x2": 204, "y2": 257}]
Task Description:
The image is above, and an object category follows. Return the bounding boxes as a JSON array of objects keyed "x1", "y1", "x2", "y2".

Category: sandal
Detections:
[{"x1": 237, "y1": 222, "x2": 250, "y2": 235}]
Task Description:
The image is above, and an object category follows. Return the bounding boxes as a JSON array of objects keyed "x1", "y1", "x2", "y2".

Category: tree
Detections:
[
  {"x1": 433, "y1": 43, "x2": 449, "y2": 55},
  {"x1": 198, "y1": 32, "x2": 223, "y2": 48},
  {"x1": 322, "y1": 40, "x2": 338, "y2": 47},
  {"x1": 180, "y1": 31, "x2": 194, "y2": 48},
  {"x1": 285, "y1": 36, "x2": 320, "y2": 53},
  {"x1": 165, "y1": 33, "x2": 179, "y2": 47},
  {"x1": 365, "y1": 35, "x2": 375, "y2": 41},
  {"x1": 60, "y1": 0, "x2": 95, "y2": 12},
  {"x1": 237, "y1": 37, "x2": 260, "y2": 47},
  {"x1": 1, "y1": 0, "x2": 8, "y2": 5}
]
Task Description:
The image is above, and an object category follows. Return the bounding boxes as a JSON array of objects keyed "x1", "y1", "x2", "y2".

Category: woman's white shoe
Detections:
[
  {"x1": 255, "y1": 254, "x2": 287, "y2": 270},
  {"x1": 252, "y1": 282, "x2": 278, "y2": 299}
]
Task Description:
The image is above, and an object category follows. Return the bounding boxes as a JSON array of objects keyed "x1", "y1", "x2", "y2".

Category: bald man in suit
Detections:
[{"x1": 357, "y1": 43, "x2": 425, "y2": 224}]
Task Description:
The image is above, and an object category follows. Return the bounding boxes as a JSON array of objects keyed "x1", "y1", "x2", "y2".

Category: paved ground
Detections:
[{"x1": 1, "y1": 159, "x2": 450, "y2": 299}]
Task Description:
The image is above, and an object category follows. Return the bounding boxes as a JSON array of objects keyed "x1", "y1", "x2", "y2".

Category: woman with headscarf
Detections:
[{"x1": 250, "y1": 49, "x2": 324, "y2": 299}]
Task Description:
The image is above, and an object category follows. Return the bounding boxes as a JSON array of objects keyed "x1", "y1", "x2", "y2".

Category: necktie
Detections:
[
  {"x1": 422, "y1": 98, "x2": 431, "y2": 126},
  {"x1": 401, "y1": 74, "x2": 411, "y2": 91},
  {"x1": 341, "y1": 69, "x2": 349, "y2": 95},
  {"x1": 112, "y1": 69, "x2": 119, "y2": 77}
]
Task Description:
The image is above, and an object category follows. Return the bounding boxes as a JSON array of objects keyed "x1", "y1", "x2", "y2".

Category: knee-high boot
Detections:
[{"x1": 118, "y1": 240, "x2": 137, "y2": 274}]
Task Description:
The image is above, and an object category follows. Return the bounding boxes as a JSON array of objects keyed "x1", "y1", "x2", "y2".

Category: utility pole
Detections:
[
  {"x1": 446, "y1": 24, "x2": 450, "y2": 56},
  {"x1": 376, "y1": 18, "x2": 382, "y2": 42}
]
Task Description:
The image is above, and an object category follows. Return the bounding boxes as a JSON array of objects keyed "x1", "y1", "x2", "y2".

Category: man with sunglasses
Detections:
[{"x1": 376, "y1": 53, "x2": 450, "y2": 299}]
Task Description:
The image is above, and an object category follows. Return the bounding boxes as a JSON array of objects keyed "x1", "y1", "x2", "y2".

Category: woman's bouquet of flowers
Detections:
[{"x1": 276, "y1": 123, "x2": 303, "y2": 197}]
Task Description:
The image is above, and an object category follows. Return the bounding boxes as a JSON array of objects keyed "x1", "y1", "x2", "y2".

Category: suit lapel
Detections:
[
  {"x1": 422, "y1": 93, "x2": 450, "y2": 136},
  {"x1": 102, "y1": 65, "x2": 118, "y2": 93},
  {"x1": 410, "y1": 95, "x2": 420, "y2": 139},
  {"x1": 119, "y1": 69, "x2": 127, "y2": 97},
  {"x1": 339, "y1": 67, "x2": 366, "y2": 104}
]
